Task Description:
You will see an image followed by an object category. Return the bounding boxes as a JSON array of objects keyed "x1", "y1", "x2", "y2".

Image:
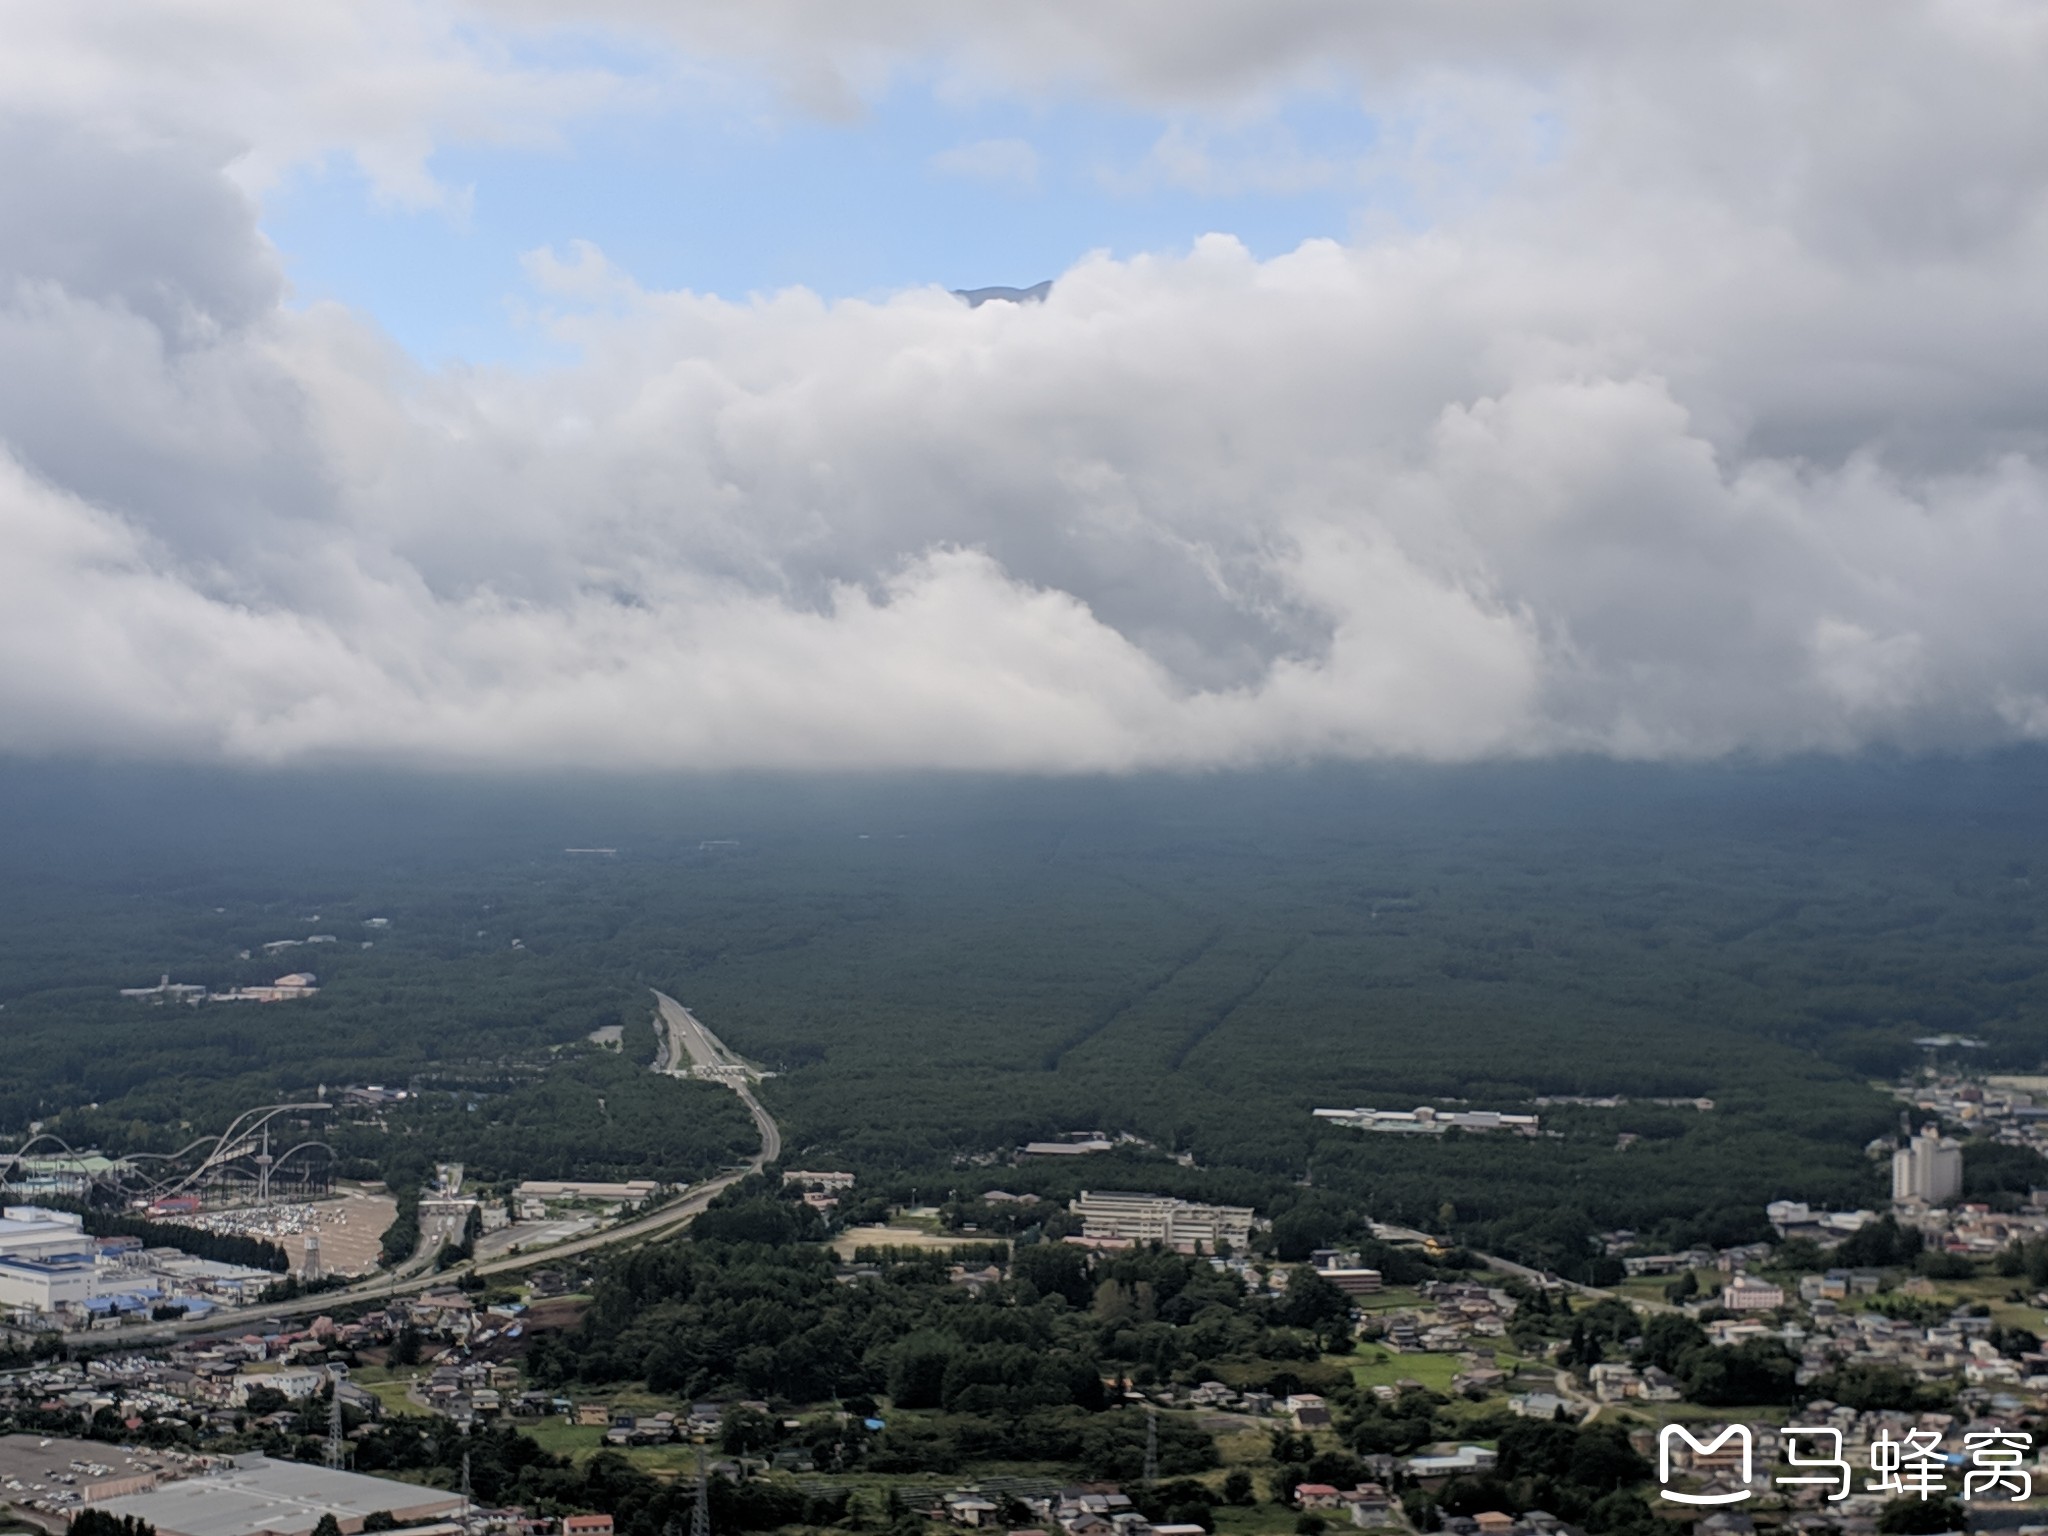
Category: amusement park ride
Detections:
[{"x1": 0, "y1": 1101, "x2": 336, "y2": 1211}]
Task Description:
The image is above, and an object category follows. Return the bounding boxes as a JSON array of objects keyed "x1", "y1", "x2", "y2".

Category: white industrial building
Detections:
[
  {"x1": 1074, "y1": 1190, "x2": 1255, "y2": 1252},
  {"x1": 1314, "y1": 1105, "x2": 1541, "y2": 1136},
  {"x1": 89, "y1": 1453, "x2": 465, "y2": 1536},
  {"x1": 1892, "y1": 1125, "x2": 1964, "y2": 1206},
  {"x1": 0, "y1": 1206, "x2": 275, "y2": 1320},
  {"x1": 0, "y1": 1206, "x2": 96, "y2": 1314}
]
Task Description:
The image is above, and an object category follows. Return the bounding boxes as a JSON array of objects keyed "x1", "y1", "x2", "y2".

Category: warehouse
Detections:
[{"x1": 86, "y1": 1453, "x2": 464, "y2": 1536}]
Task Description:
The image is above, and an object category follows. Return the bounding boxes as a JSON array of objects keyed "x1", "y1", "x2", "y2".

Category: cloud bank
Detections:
[{"x1": 3, "y1": 3, "x2": 2048, "y2": 770}]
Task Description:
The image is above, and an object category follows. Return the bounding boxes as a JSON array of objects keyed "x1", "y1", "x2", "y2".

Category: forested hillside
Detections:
[{"x1": 4, "y1": 754, "x2": 2048, "y2": 1268}]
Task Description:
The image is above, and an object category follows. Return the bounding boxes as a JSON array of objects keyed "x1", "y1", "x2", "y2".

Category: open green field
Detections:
[
  {"x1": 1609, "y1": 1400, "x2": 1796, "y2": 1426},
  {"x1": 1211, "y1": 1506, "x2": 1306, "y2": 1536},
  {"x1": 1609, "y1": 1272, "x2": 1710, "y2": 1307},
  {"x1": 514, "y1": 1419, "x2": 720, "y2": 1476},
  {"x1": 516, "y1": 1418, "x2": 609, "y2": 1459},
  {"x1": 1346, "y1": 1349, "x2": 1471, "y2": 1393},
  {"x1": 358, "y1": 1379, "x2": 430, "y2": 1418},
  {"x1": 1354, "y1": 1286, "x2": 1425, "y2": 1313},
  {"x1": 1876, "y1": 1273, "x2": 2048, "y2": 1330},
  {"x1": 1213, "y1": 1427, "x2": 1278, "y2": 1468}
]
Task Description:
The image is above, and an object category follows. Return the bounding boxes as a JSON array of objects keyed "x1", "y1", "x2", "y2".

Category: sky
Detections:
[{"x1": 2, "y1": 1, "x2": 2048, "y2": 773}]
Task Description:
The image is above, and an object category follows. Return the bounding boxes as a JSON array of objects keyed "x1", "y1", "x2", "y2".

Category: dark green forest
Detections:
[{"x1": 4, "y1": 753, "x2": 2048, "y2": 1269}]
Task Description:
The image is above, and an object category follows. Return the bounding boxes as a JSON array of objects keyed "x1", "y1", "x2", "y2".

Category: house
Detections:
[
  {"x1": 944, "y1": 1494, "x2": 1001, "y2": 1526},
  {"x1": 1640, "y1": 1367, "x2": 1683, "y2": 1402},
  {"x1": 1296, "y1": 1485, "x2": 1343, "y2": 1509},
  {"x1": 574, "y1": 1403, "x2": 610, "y2": 1426},
  {"x1": 564, "y1": 1517, "x2": 615, "y2": 1536},
  {"x1": 1406, "y1": 1447, "x2": 1498, "y2": 1479},
  {"x1": 1453, "y1": 1362, "x2": 1508, "y2": 1395},
  {"x1": 1723, "y1": 1275, "x2": 1785, "y2": 1311},
  {"x1": 1287, "y1": 1393, "x2": 1331, "y2": 1430},
  {"x1": 1586, "y1": 1362, "x2": 1642, "y2": 1402},
  {"x1": 1340, "y1": 1486, "x2": 1392, "y2": 1528},
  {"x1": 603, "y1": 1417, "x2": 674, "y2": 1446}
]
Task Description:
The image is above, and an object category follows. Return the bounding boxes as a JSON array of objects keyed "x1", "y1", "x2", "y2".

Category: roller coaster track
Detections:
[
  {"x1": 0, "y1": 1131, "x2": 99, "y2": 1191},
  {"x1": 3, "y1": 1103, "x2": 335, "y2": 1206}
]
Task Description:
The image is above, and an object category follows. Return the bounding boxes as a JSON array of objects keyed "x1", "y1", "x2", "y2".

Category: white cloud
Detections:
[
  {"x1": 929, "y1": 137, "x2": 1040, "y2": 189},
  {"x1": 1098, "y1": 121, "x2": 1343, "y2": 198},
  {"x1": 0, "y1": 0, "x2": 647, "y2": 209},
  {"x1": 5, "y1": 5, "x2": 2048, "y2": 770}
]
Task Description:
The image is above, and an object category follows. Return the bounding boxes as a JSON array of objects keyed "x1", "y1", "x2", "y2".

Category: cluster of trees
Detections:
[
  {"x1": 522, "y1": 1178, "x2": 1360, "y2": 1437},
  {"x1": 1998, "y1": 1234, "x2": 2048, "y2": 1285},
  {"x1": 379, "y1": 1183, "x2": 421, "y2": 1267},
  {"x1": 70, "y1": 1513, "x2": 155, "y2": 1536},
  {"x1": 1428, "y1": 1418, "x2": 1658, "y2": 1536},
  {"x1": 1833, "y1": 1215, "x2": 1928, "y2": 1269},
  {"x1": 339, "y1": 1419, "x2": 857, "y2": 1535},
  {"x1": 1320, "y1": 1382, "x2": 1659, "y2": 1536},
  {"x1": 858, "y1": 1410, "x2": 1217, "y2": 1480},
  {"x1": 1541, "y1": 1302, "x2": 1982, "y2": 1413},
  {"x1": 0, "y1": 1398, "x2": 199, "y2": 1450},
  {"x1": 1528, "y1": 1303, "x2": 1806, "y2": 1408},
  {"x1": 336, "y1": 1044, "x2": 759, "y2": 1194}
]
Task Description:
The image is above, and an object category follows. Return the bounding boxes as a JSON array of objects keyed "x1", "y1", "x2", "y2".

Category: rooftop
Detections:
[{"x1": 91, "y1": 1454, "x2": 464, "y2": 1536}]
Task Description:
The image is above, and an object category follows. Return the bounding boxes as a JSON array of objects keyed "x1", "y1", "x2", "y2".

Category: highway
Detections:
[
  {"x1": 65, "y1": 993, "x2": 779, "y2": 1345},
  {"x1": 650, "y1": 989, "x2": 782, "y2": 1163}
]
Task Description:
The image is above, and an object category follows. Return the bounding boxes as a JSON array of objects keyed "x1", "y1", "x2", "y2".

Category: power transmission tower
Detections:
[
  {"x1": 460, "y1": 1449, "x2": 474, "y2": 1527},
  {"x1": 324, "y1": 1371, "x2": 347, "y2": 1469},
  {"x1": 690, "y1": 1444, "x2": 712, "y2": 1536},
  {"x1": 1143, "y1": 1403, "x2": 1158, "y2": 1486}
]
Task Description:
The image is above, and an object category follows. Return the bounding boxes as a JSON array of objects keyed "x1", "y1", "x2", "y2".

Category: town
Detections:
[{"x1": 11, "y1": 1076, "x2": 2048, "y2": 1536}]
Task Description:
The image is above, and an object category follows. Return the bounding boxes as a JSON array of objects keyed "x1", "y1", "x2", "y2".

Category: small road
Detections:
[
  {"x1": 1369, "y1": 1221, "x2": 1675, "y2": 1314},
  {"x1": 65, "y1": 994, "x2": 779, "y2": 1346},
  {"x1": 1554, "y1": 1368, "x2": 1602, "y2": 1422}
]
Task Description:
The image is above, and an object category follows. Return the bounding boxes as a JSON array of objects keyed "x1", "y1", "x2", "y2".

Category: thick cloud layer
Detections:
[{"x1": 3, "y1": 4, "x2": 2048, "y2": 769}]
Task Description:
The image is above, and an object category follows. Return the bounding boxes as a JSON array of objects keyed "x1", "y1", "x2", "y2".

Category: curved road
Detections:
[{"x1": 66, "y1": 993, "x2": 779, "y2": 1345}]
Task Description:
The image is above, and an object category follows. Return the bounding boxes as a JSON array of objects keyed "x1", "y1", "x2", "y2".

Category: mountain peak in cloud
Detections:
[{"x1": 953, "y1": 280, "x2": 1053, "y2": 307}]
